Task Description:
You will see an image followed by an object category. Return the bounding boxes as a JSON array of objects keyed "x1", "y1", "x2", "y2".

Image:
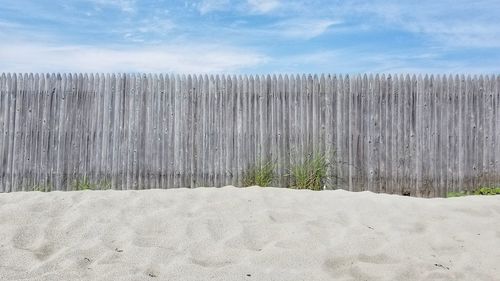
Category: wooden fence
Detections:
[{"x1": 0, "y1": 73, "x2": 499, "y2": 196}]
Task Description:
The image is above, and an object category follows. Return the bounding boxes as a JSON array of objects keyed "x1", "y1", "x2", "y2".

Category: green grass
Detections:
[
  {"x1": 31, "y1": 184, "x2": 52, "y2": 192},
  {"x1": 289, "y1": 153, "x2": 328, "y2": 191},
  {"x1": 446, "y1": 191, "x2": 468, "y2": 198},
  {"x1": 473, "y1": 186, "x2": 500, "y2": 195},
  {"x1": 72, "y1": 177, "x2": 111, "y2": 191},
  {"x1": 447, "y1": 186, "x2": 500, "y2": 197},
  {"x1": 243, "y1": 161, "x2": 275, "y2": 187}
]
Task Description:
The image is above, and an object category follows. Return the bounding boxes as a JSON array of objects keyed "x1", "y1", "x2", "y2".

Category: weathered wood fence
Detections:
[{"x1": 0, "y1": 73, "x2": 499, "y2": 196}]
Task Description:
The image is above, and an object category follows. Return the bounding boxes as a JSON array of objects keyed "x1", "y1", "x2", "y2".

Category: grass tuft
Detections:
[
  {"x1": 473, "y1": 186, "x2": 500, "y2": 195},
  {"x1": 243, "y1": 161, "x2": 275, "y2": 187},
  {"x1": 447, "y1": 186, "x2": 500, "y2": 197},
  {"x1": 72, "y1": 177, "x2": 111, "y2": 191},
  {"x1": 289, "y1": 152, "x2": 328, "y2": 191},
  {"x1": 446, "y1": 191, "x2": 468, "y2": 198},
  {"x1": 32, "y1": 184, "x2": 52, "y2": 192}
]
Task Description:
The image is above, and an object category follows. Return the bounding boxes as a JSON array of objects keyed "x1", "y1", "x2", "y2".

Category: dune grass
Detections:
[
  {"x1": 288, "y1": 153, "x2": 328, "y2": 191},
  {"x1": 243, "y1": 161, "x2": 275, "y2": 187},
  {"x1": 72, "y1": 177, "x2": 111, "y2": 191},
  {"x1": 31, "y1": 184, "x2": 53, "y2": 192},
  {"x1": 446, "y1": 186, "x2": 500, "y2": 198}
]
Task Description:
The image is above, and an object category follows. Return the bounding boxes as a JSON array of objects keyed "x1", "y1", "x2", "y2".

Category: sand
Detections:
[{"x1": 0, "y1": 187, "x2": 499, "y2": 281}]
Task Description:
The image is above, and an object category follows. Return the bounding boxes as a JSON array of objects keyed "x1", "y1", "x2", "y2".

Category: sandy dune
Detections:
[{"x1": 0, "y1": 187, "x2": 499, "y2": 281}]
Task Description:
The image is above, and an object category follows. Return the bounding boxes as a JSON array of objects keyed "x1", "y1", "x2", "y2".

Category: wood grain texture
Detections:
[{"x1": 0, "y1": 73, "x2": 499, "y2": 197}]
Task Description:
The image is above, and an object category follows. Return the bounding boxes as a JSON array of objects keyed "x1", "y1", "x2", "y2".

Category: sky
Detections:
[{"x1": 0, "y1": 0, "x2": 499, "y2": 74}]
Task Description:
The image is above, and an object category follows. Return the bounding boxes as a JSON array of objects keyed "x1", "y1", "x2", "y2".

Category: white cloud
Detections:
[
  {"x1": 344, "y1": 0, "x2": 500, "y2": 48},
  {"x1": 0, "y1": 42, "x2": 268, "y2": 73},
  {"x1": 275, "y1": 48, "x2": 500, "y2": 74},
  {"x1": 273, "y1": 19, "x2": 340, "y2": 39},
  {"x1": 197, "y1": 0, "x2": 230, "y2": 14},
  {"x1": 118, "y1": 18, "x2": 175, "y2": 42},
  {"x1": 403, "y1": 22, "x2": 500, "y2": 48},
  {"x1": 90, "y1": 0, "x2": 136, "y2": 13},
  {"x1": 247, "y1": 0, "x2": 280, "y2": 13}
]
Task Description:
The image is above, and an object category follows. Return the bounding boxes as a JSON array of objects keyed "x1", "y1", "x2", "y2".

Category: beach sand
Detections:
[{"x1": 0, "y1": 187, "x2": 499, "y2": 281}]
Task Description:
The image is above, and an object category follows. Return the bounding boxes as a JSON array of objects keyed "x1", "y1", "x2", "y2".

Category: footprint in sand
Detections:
[
  {"x1": 12, "y1": 225, "x2": 43, "y2": 250},
  {"x1": 33, "y1": 243, "x2": 56, "y2": 261},
  {"x1": 323, "y1": 254, "x2": 399, "y2": 280}
]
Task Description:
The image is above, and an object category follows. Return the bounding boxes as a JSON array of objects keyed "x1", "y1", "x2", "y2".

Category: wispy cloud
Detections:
[
  {"x1": 404, "y1": 22, "x2": 500, "y2": 48},
  {"x1": 271, "y1": 48, "x2": 500, "y2": 74},
  {"x1": 272, "y1": 19, "x2": 340, "y2": 39},
  {"x1": 345, "y1": 0, "x2": 500, "y2": 48},
  {"x1": 197, "y1": 0, "x2": 230, "y2": 14},
  {"x1": 118, "y1": 17, "x2": 175, "y2": 42},
  {"x1": 90, "y1": 0, "x2": 136, "y2": 13},
  {"x1": 0, "y1": 41, "x2": 268, "y2": 73},
  {"x1": 247, "y1": 0, "x2": 281, "y2": 13}
]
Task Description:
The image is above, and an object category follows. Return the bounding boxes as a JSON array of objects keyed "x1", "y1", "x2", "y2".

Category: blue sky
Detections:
[{"x1": 0, "y1": 0, "x2": 499, "y2": 73}]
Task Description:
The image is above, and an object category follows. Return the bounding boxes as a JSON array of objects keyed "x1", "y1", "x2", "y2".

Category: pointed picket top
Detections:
[
  {"x1": 249, "y1": 74, "x2": 256, "y2": 86},
  {"x1": 338, "y1": 73, "x2": 344, "y2": 82},
  {"x1": 243, "y1": 74, "x2": 249, "y2": 88},
  {"x1": 361, "y1": 73, "x2": 367, "y2": 81},
  {"x1": 486, "y1": 74, "x2": 493, "y2": 84},
  {"x1": 402, "y1": 74, "x2": 409, "y2": 85},
  {"x1": 174, "y1": 73, "x2": 180, "y2": 87},
  {"x1": 479, "y1": 74, "x2": 485, "y2": 89},
  {"x1": 418, "y1": 74, "x2": 434, "y2": 89},
  {"x1": 270, "y1": 74, "x2": 277, "y2": 86},
  {"x1": 199, "y1": 73, "x2": 206, "y2": 85},
  {"x1": 310, "y1": 73, "x2": 317, "y2": 81},
  {"x1": 252, "y1": 74, "x2": 260, "y2": 86},
  {"x1": 195, "y1": 73, "x2": 202, "y2": 86},
  {"x1": 300, "y1": 73, "x2": 306, "y2": 81},
  {"x1": 192, "y1": 73, "x2": 198, "y2": 88},
  {"x1": 112, "y1": 73, "x2": 118, "y2": 90},
  {"x1": 181, "y1": 74, "x2": 187, "y2": 85},
  {"x1": 283, "y1": 74, "x2": 290, "y2": 84},
  {"x1": 451, "y1": 74, "x2": 460, "y2": 87},
  {"x1": 489, "y1": 74, "x2": 495, "y2": 82},
  {"x1": 411, "y1": 74, "x2": 417, "y2": 85},
  {"x1": 466, "y1": 74, "x2": 472, "y2": 85},
  {"x1": 483, "y1": 74, "x2": 490, "y2": 94},
  {"x1": 368, "y1": 73, "x2": 374, "y2": 82},
  {"x1": 277, "y1": 73, "x2": 283, "y2": 82},
  {"x1": 83, "y1": 73, "x2": 90, "y2": 89},
  {"x1": 392, "y1": 73, "x2": 398, "y2": 87},
  {"x1": 442, "y1": 74, "x2": 453, "y2": 85},
  {"x1": 277, "y1": 74, "x2": 283, "y2": 91}
]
